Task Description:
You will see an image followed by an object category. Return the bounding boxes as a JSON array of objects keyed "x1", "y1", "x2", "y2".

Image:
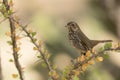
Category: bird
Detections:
[{"x1": 65, "y1": 21, "x2": 112, "y2": 54}]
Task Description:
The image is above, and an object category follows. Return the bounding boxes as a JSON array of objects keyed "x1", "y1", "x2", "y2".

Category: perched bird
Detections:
[{"x1": 65, "y1": 21, "x2": 112, "y2": 54}]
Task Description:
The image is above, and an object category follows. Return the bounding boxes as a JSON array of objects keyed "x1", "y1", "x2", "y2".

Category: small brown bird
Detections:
[{"x1": 65, "y1": 21, "x2": 112, "y2": 54}]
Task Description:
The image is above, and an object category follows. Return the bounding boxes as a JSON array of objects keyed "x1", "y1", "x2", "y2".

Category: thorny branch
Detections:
[
  {"x1": 0, "y1": 0, "x2": 57, "y2": 79},
  {"x1": 0, "y1": 54, "x2": 3, "y2": 80},
  {"x1": 0, "y1": 18, "x2": 7, "y2": 24},
  {"x1": 66, "y1": 47, "x2": 120, "y2": 80},
  {"x1": 10, "y1": 17, "x2": 58, "y2": 80},
  {"x1": 9, "y1": 17, "x2": 24, "y2": 80},
  {"x1": 2, "y1": 0, "x2": 24, "y2": 80}
]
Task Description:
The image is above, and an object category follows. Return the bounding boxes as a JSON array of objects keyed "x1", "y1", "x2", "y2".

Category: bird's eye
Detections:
[
  {"x1": 71, "y1": 24, "x2": 76, "y2": 29},
  {"x1": 71, "y1": 24, "x2": 75, "y2": 26}
]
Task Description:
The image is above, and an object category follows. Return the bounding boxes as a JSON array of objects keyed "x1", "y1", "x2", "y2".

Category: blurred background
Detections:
[{"x1": 0, "y1": 0, "x2": 120, "y2": 80}]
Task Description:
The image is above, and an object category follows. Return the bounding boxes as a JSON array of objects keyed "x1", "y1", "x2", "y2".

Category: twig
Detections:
[
  {"x1": 1, "y1": 0, "x2": 57, "y2": 79},
  {"x1": 66, "y1": 47, "x2": 120, "y2": 79},
  {"x1": 0, "y1": 18, "x2": 7, "y2": 24},
  {"x1": 0, "y1": 59, "x2": 2, "y2": 80},
  {"x1": 0, "y1": 12, "x2": 16, "y2": 24},
  {"x1": 3, "y1": 0, "x2": 9, "y2": 10},
  {"x1": 12, "y1": 17, "x2": 53, "y2": 70},
  {"x1": 11, "y1": 17, "x2": 57, "y2": 80},
  {"x1": 0, "y1": 48, "x2": 3, "y2": 80},
  {"x1": 9, "y1": 17, "x2": 24, "y2": 80},
  {"x1": 2, "y1": 0, "x2": 24, "y2": 80}
]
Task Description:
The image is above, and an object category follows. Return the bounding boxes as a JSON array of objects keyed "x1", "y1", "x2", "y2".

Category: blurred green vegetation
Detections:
[{"x1": 0, "y1": 0, "x2": 120, "y2": 80}]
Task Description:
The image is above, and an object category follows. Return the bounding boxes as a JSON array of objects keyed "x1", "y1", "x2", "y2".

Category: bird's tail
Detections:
[
  {"x1": 91, "y1": 40, "x2": 113, "y2": 43},
  {"x1": 90, "y1": 40, "x2": 113, "y2": 47}
]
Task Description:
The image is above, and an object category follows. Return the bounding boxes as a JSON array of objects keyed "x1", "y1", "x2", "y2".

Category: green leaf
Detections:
[
  {"x1": 52, "y1": 65, "x2": 57, "y2": 69},
  {"x1": 103, "y1": 54, "x2": 109, "y2": 59},
  {"x1": 31, "y1": 32, "x2": 37, "y2": 37},
  {"x1": 62, "y1": 66, "x2": 72, "y2": 78},
  {"x1": 3, "y1": 12, "x2": 8, "y2": 17},
  {"x1": 9, "y1": 59, "x2": 14, "y2": 62},
  {"x1": 33, "y1": 38, "x2": 37, "y2": 42},
  {"x1": 37, "y1": 55, "x2": 42, "y2": 58},
  {"x1": 8, "y1": 9, "x2": 13, "y2": 15},
  {"x1": 104, "y1": 43, "x2": 112, "y2": 50},
  {"x1": 7, "y1": 41, "x2": 12, "y2": 45},
  {"x1": 98, "y1": 47, "x2": 104, "y2": 52},
  {"x1": 0, "y1": 4, "x2": 6, "y2": 12},
  {"x1": 45, "y1": 53, "x2": 50, "y2": 59},
  {"x1": 41, "y1": 62, "x2": 47, "y2": 68},
  {"x1": 72, "y1": 76, "x2": 79, "y2": 80}
]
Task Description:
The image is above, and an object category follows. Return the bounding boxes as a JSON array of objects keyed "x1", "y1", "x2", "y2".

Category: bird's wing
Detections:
[
  {"x1": 76, "y1": 31, "x2": 92, "y2": 49},
  {"x1": 73, "y1": 32, "x2": 88, "y2": 51}
]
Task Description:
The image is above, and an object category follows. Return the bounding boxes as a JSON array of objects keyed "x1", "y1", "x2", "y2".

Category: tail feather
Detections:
[
  {"x1": 91, "y1": 40, "x2": 113, "y2": 43},
  {"x1": 90, "y1": 40, "x2": 113, "y2": 48}
]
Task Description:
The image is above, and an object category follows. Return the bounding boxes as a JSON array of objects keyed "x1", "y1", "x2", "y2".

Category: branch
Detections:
[
  {"x1": 2, "y1": 0, "x2": 24, "y2": 80},
  {"x1": 1, "y1": 0, "x2": 58, "y2": 79},
  {"x1": 10, "y1": 17, "x2": 58, "y2": 80},
  {"x1": 0, "y1": 18, "x2": 7, "y2": 24},
  {"x1": 0, "y1": 53, "x2": 3, "y2": 80},
  {"x1": 9, "y1": 17, "x2": 24, "y2": 80},
  {"x1": 3, "y1": 0, "x2": 9, "y2": 10},
  {"x1": 66, "y1": 47, "x2": 120, "y2": 80}
]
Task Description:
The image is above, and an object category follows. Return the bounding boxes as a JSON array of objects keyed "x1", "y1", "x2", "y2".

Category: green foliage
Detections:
[
  {"x1": 33, "y1": 38, "x2": 37, "y2": 42},
  {"x1": 103, "y1": 54, "x2": 109, "y2": 59},
  {"x1": 0, "y1": 4, "x2": 6, "y2": 13},
  {"x1": 0, "y1": 4, "x2": 13, "y2": 17},
  {"x1": 9, "y1": 58, "x2": 14, "y2": 62},
  {"x1": 31, "y1": 32, "x2": 37, "y2": 37},
  {"x1": 7, "y1": 9, "x2": 13, "y2": 15},
  {"x1": 104, "y1": 43, "x2": 112, "y2": 50},
  {"x1": 72, "y1": 76, "x2": 79, "y2": 80},
  {"x1": 98, "y1": 47, "x2": 104, "y2": 52},
  {"x1": 41, "y1": 61, "x2": 47, "y2": 68},
  {"x1": 7, "y1": 41, "x2": 12, "y2": 45},
  {"x1": 62, "y1": 66, "x2": 72, "y2": 80},
  {"x1": 37, "y1": 55, "x2": 42, "y2": 58}
]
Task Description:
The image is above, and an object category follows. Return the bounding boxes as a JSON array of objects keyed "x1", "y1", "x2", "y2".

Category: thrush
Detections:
[{"x1": 65, "y1": 21, "x2": 112, "y2": 54}]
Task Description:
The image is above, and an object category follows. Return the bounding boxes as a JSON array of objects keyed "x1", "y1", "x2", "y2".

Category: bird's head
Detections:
[{"x1": 65, "y1": 21, "x2": 80, "y2": 32}]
